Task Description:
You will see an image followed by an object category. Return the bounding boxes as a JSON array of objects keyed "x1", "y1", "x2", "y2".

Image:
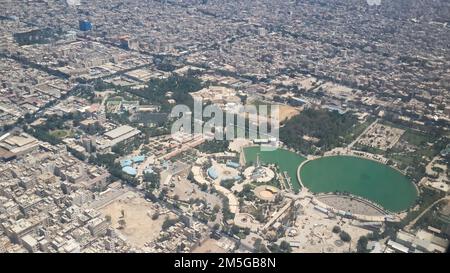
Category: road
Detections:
[
  {"x1": 88, "y1": 188, "x2": 129, "y2": 210},
  {"x1": 347, "y1": 118, "x2": 379, "y2": 149},
  {"x1": 405, "y1": 196, "x2": 450, "y2": 231}
]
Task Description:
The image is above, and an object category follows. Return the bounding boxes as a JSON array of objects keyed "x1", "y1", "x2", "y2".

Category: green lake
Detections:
[
  {"x1": 243, "y1": 148, "x2": 417, "y2": 212},
  {"x1": 243, "y1": 147, "x2": 307, "y2": 192},
  {"x1": 299, "y1": 156, "x2": 418, "y2": 212}
]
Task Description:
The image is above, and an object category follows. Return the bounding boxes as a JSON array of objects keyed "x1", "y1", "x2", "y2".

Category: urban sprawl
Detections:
[{"x1": 0, "y1": 0, "x2": 449, "y2": 254}]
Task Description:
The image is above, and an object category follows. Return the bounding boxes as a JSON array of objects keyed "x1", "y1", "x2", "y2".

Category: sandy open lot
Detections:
[
  {"x1": 99, "y1": 192, "x2": 172, "y2": 248},
  {"x1": 192, "y1": 237, "x2": 235, "y2": 253},
  {"x1": 284, "y1": 199, "x2": 371, "y2": 253},
  {"x1": 244, "y1": 102, "x2": 299, "y2": 124},
  {"x1": 279, "y1": 105, "x2": 300, "y2": 122}
]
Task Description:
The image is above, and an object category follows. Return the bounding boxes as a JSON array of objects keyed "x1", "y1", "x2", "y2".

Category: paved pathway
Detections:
[
  {"x1": 347, "y1": 118, "x2": 379, "y2": 149},
  {"x1": 405, "y1": 196, "x2": 450, "y2": 231}
]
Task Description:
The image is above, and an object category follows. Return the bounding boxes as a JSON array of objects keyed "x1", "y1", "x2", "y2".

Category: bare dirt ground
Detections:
[
  {"x1": 317, "y1": 195, "x2": 385, "y2": 216},
  {"x1": 99, "y1": 192, "x2": 171, "y2": 248},
  {"x1": 279, "y1": 105, "x2": 300, "y2": 122},
  {"x1": 285, "y1": 199, "x2": 371, "y2": 253},
  {"x1": 192, "y1": 237, "x2": 235, "y2": 253},
  {"x1": 243, "y1": 102, "x2": 299, "y2": 125}
]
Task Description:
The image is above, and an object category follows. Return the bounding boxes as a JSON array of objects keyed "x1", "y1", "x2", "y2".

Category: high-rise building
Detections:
[
  {"x1": 21, "y1": 235, "x2": 39, "y2": 253},
  {"x1": 87, "y1": 217, "x2": 109, "y2": 237},
  {"x1": 119, "y1": 37, "x2": 139, "y2": 50},
  {"x1": 82, "y1": 136, "x2": 96, "y2": 153}
]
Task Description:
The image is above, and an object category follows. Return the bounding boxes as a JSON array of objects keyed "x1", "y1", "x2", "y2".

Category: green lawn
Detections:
[{"x1": 49, "y1": 129, "x2": 74, "y2": 139}]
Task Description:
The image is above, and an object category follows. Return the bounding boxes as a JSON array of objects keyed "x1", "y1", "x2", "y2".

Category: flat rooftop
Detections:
[
  {"x1": 104, "y1": 125, "x2": 136, "y2": 140},
  {"x1": 4, "y1": 135, "x2": 36, "y2": 147}
]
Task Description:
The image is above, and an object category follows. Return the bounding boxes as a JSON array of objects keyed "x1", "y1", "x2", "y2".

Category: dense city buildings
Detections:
[{"x1": 0, "y1": 0, "x2": 449, "y2": 254}]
